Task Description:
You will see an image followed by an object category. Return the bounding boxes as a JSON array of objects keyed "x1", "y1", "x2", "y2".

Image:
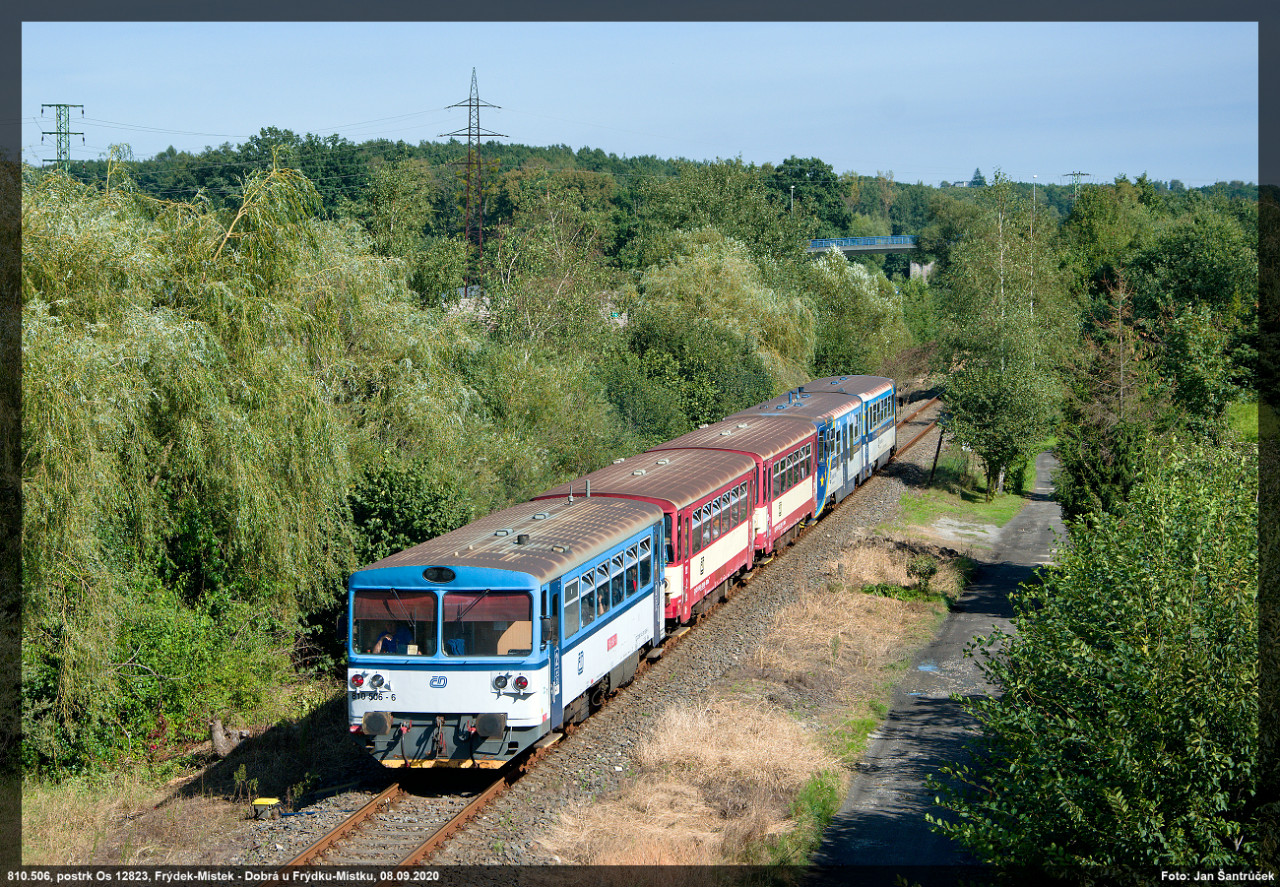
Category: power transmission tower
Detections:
[
  {"x1": 41, "y1": 103, "x2": 84, "y2": 172},
  {"x1": 1063, "y1": 170, "x2": 1091, "y2": 200},
  {"x1": 440, "y1": 69, "x2": 506, "y2": 292}
]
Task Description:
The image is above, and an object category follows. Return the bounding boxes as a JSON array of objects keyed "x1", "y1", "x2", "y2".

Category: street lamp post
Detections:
[
  {"x1": 790, "y1": 185, "x2": 794, "y2": 214},
  {"x1": 1031, "y1": 174, "x2": 1037, "y2": 320}
]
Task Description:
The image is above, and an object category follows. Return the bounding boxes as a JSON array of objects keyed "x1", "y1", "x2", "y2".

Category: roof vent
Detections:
[
  {"x1": 552, "y1": 545, "x2": 568, "y2": 553},
  {"x1": 613, "y1": 459, "x2": 626, "y2": 464},
  {"x1": 494, "y1": 529, "x2": 510, "y2": 537},
  {"x1": 632, "y1": 469, "x2": 646, "y2": 476},
  {"x1": 516, "y1": 534, "x2": 530, "y2": 545},
  {"x1": 736, "y1": 423, "x2": 749, "y2": 428},
  {"x1": 719, "y1": 430, "x2": 734, "y2": 436},
  {"x1": 655, "y1": 458, "x2": 670, "y2": 465},
  {"x1": 533, "y1": 512, "x2": 549, "y2": 520}
]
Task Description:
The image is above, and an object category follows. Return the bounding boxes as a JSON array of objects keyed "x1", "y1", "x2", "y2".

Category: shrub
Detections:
[{"x1": 929, "y1": 440, "x2": 1259, "y2": 871}]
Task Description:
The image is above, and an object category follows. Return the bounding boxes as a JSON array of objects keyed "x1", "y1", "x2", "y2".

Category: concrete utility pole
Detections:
[
  {"x1": 441, "y1": 69, "x2": 506, "y2": 293},
  {"x1": 41, "y1": 103, "x2": 84, "y2": 172}
]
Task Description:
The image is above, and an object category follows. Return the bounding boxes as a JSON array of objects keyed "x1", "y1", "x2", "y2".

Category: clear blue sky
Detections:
[{"x1": 21, "y1": 21, "x2": 1259, "y2": 188}]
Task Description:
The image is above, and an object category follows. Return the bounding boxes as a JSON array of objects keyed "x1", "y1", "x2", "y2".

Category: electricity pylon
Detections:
[
  {"x1": 41, "y1": 104, "x2": 84, "y2": 171},
  {"x1": 440, "y1": 70, "x2": 506, "y2": 292}
]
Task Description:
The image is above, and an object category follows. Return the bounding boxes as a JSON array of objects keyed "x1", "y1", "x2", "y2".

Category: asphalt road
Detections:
[{"x1": 810, "y1": 451, "x2": 1067, "y2": 884}]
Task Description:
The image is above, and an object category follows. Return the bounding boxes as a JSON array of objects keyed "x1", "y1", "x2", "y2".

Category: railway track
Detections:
[
  {"x1": 278, "y1": 397, "x2": 943, "y2": 868},
  {"x1": 282, "y1": 768, "x2": 518, "y2": 867}
]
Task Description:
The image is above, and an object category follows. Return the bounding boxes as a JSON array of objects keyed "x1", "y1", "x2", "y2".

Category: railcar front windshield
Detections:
[
  {"x1": 442, "y1": 591, "x2": 533, "y2": 657},
  {"x1": 353, "y1": 589, "x2": 436, "y2": 656}
]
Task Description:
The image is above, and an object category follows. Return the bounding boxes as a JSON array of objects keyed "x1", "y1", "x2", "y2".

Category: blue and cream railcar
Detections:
[
  {"x1": 727, "y1": 388, "x2": 865, "y2": 516},
  {"x1": 651, "y1": 416, "x2": 817, "y2": 555},
  {"x1": 347, "y1": 497, "x2": 665, "y2": 768},
  {"x1": 534, "y1": 448, "x2": 757, "y2": 625},
  {"x1": 805, "y1": 376, "x2": 897, "y2": 480}
]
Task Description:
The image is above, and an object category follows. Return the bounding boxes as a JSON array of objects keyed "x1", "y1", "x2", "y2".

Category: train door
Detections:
[
  {"x1": 839, "y1": 421, "x2": 850, "y2": 492},
  {"x1": 548, "y1": 582, "x2": 564, "y2": 729}
]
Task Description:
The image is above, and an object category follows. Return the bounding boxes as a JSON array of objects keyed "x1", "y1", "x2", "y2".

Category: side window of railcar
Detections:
[
  {"x1": 626, "y1": 546, "x2": 639, "y2": 596},
  {"x1": 639, "y1": 538, "x2": 653, "y2": 588},
  {"x1": 664, "y1": 514, "x2": 674, "y2": 564},
  {"x1": 597, "y1": 565, "x2": 611, "y2": 615},
  {"x1": 729, "y1": 487, "x2": 739, "y2": 527},
  {"x1": 691, "y1": 508, "x2": 703, "y2": 555},
  {"x1": 701, "y1": 505, "x2": 712, "y2": 548},
  {"x1": 564, "y1": 578, "x2": 581, "y2": 636},
  {"x1": 711, "y1": 499, "x2": 721, "y2": 541},
  {"x1": 611, "y1": 554, "x2": 625, "y2": 607},
  {"x1": 581, "y1": 573, "x2": 596, "y2": 626}
]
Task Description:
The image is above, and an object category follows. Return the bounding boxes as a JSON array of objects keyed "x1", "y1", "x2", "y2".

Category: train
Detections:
[{"x1": 346, "y1": 375, "x2": 897, "y2": 768}]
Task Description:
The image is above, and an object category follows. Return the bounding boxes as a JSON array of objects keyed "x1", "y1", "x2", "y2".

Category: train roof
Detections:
[
  {"x1": 534, "y1": 448, "x2": 756, "y2": 510},
  {"x1": 726, "y1": 389, "x2": 861, "y2": 424},
  {"x1": 804, "y1": 375, "x2": 894, "y2": 399},
  {"x1": 355, "y1": 497, "x2": 664, "y2": 586},
  {"x1": 650, "y1": 415, "x2": 815, "y2": 461}
]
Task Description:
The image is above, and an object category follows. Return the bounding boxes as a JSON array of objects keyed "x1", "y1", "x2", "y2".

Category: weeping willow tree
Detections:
[
  {"x1": 19, "y1": 159, "x2": 497, "y2": 772},
  {"x1": 804, "y1": 247, "x2": 913, "y2": 376},
  {"x1": 630, "y1": 228, "x2": 815, "y2": 425}
]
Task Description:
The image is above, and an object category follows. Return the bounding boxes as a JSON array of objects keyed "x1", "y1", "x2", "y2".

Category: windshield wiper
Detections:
[{"x1": 454, "y1": 588, "x2": 491, "y2": 621}]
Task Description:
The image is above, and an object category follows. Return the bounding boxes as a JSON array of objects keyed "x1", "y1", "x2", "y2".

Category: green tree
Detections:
[
  {"x1": 931, "y1": 441, "x2": 1260, "y2": 871},
  {"x1": 768, "y1": 156, "x2": 851, "y2": 237},
  {"x1": 937, "y1": 173, "x2": 1074, "y2": 496},
  {"x1": 620, "y1": 159, "x2": 811, "y2": 271},
  {"x1": 341, "y1": 157, "x2": 437, "y2": 260},
  {"x1": 481, "y1": 171, "x2": 620, "y2": 350},
  {"x1": 804, "y1": 247, "x2": 912, "y2": 376},
  {"x1": 1053, "y1": 280, "x2": 1164, "y2": 521}
]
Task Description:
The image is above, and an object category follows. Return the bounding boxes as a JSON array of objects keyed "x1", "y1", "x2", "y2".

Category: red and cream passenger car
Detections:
[
  {"x1": 650, "y1": 415, "x2": 817, "y2": 557},
  {"x1": 534, "y1": 448, "x2": 756, "y2": 624}
]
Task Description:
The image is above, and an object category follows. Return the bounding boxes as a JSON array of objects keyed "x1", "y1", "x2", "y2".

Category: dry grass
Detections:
[
  {"x1": 22, "y1": 771, "x2": 243, "y2": 864},
  {"x1": 541, "y1": 699, "x2": 836, "y2": 865},
  {"x1": 539, "y1": 535, "x2": 966, "y2": 864}
]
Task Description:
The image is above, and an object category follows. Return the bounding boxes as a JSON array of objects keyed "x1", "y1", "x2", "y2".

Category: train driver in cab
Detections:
[{"x1": 371, "y1": 622, "x2": 415, "y2": 655}]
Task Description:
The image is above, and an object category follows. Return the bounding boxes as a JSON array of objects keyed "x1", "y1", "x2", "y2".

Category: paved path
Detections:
[{"x1": 810, "y1": 452, "x2": 1067, "y2": 884}]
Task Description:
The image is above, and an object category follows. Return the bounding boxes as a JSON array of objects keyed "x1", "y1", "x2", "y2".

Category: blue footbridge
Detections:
[{"x1": 807, "y1": 235, "x2": 919, "y2": 255}]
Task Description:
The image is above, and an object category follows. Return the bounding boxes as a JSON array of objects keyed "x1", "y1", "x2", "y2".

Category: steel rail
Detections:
[
  {"x1": 394, "y1": 772, "x2": 514, "y2": 867},
  {"x1": 282, "y1": 781, "x2": 403, "y2": 867},
  {"x1": 897, "y1": 396, "x2": 940, "y2": 428}
]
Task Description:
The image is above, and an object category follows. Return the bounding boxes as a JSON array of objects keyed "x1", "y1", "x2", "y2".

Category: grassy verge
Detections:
[
  {"x1": 893, "y1": 441, "x2": 1050, "y2": 544},
  {"x1": 21, "y1": 681, "x2": 366, "y2": 864},
  {"x1": 1227, "y1": 400, "x2": 1259, "y2": 443}
]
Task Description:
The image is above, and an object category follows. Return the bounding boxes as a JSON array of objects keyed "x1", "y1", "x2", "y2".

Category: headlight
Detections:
[
  {"x1": 513, "y1": 675, "x2": 529, "y2": 691},
  {"x1": 369, "y1": 674, "x2": 385, "y2": 689},
  {"x1": 493, "y1": 674, "x2": 508, "y2": 690},
  {"x1": 350, "y1": 674, "x2": 365, "y2": 688}
]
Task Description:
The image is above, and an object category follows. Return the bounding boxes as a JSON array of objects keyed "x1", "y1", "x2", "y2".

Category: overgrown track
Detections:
[
  {"x1": 279, "y1": 397, "x2": 943, "y2": 867},
  {"x1": 895, "y1": 397, "x2": 940, "y2": 458}
]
